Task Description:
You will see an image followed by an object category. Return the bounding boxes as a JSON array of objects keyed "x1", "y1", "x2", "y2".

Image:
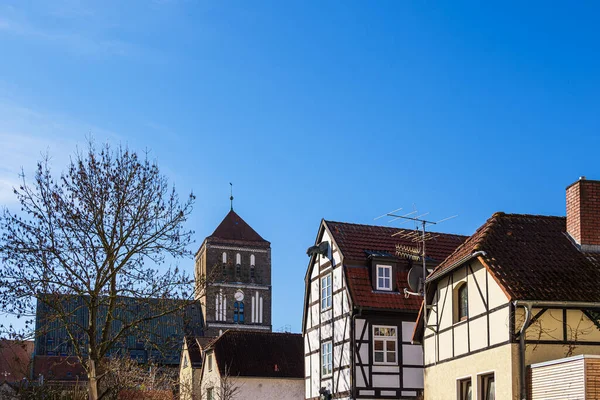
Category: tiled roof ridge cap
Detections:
[
  {"x1": 498, "y1": 212, "x2": 565, "y2": 220},
  {"x1": 324, "y1": 219, "x2": 468, "y2": 238}
]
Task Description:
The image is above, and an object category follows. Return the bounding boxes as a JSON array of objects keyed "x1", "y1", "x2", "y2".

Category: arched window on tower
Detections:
[
  {"x1": 222, "y1": 252, "x2": 227, "y2": 263},
  {"x1": 236, "y1": 253, "x2": 241, "y2": 265},
  {"x1": 250, "y1": 254, "x2": 255, "y2": 266},
  {"x1": 234, "y1": 301, "x2": 245, "y2": 324}
]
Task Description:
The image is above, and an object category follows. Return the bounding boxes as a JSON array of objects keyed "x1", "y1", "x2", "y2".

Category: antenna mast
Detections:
[{"x1": 384, "y1": 210, "x2": 457, "y2": 334}]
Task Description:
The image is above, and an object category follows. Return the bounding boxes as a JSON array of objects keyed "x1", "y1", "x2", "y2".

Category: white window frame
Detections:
[
  {"x1": 376, "y1": 265, "x2": 392, "y2": 291},
  {"x1": 321, "y1": 274, "x2": 332, "y2": 310},
  {"x1": 373, "y1": 325, "x2": 397, "y2": 365},
  {"x1": 321, "y1": 341, "x2": 332, "y2": 377}
]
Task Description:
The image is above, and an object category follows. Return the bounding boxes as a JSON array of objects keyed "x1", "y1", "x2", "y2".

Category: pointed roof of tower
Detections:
[{"x1": 208, "y1": 210, "x2": 269, "y2": 244}]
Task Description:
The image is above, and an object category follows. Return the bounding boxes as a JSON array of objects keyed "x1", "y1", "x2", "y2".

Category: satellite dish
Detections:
[{"x1": 407, "y1": 266, "x2": 424, "y2": 293}]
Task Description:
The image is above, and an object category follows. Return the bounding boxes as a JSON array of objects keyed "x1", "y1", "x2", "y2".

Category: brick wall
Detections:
[{"x1": 566, "y1": 178, "x2": 600, "y2": 247}]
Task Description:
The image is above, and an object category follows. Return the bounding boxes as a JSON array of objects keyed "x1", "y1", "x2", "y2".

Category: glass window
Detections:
[
  {"x1": 458, "y1": 378, "x2": 472, "y2": 400},
  {"x1": 250, "y1": 265, "x2": 255, "y2": 279},
  {"x1": 222, "y1": 252, "x2": 227, "y2": 263},
  {"x1": 458, "y1": 283, "x2": 468, "y2": 321},
  {"x1": 480, "y1": 373, "x2": 495, "y2": 400},
  {"x1": 207, "y1": 353, "x2": 213, "y2": 371},
  {"x1": 250, "y1": 254, "x2": 255, "y2": 266},
  {"x1": 236, "y1": 264, "x2": 241, "y2": 276},
  {"x1": 234, "y1": 301, "x2": 244, "y2": 323},
  {"x1": 321, "y1": 274, "x2": 332, "y2": 310},
  {"x1": 236, "y1": 253, "x2": 241, "y2": 264},
  {"x1": 373, "y1": 325, "x2": 397, "y2": 364},
  {"x1": 321, "y1": 341, "x2": 332, "y2": 376},
  {"x1": 377, "y1": 265, "x2": 392, "y2": 291}
]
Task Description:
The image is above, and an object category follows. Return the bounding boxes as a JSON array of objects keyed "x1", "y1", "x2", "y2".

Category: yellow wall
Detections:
[{"x1": 424, "y1": 344, "x2": 516, "y2": 400}]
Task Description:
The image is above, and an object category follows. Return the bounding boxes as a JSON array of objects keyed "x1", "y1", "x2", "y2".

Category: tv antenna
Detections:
[{"x1": 376, "y1": 207, "x2": 457, "y2": 328}]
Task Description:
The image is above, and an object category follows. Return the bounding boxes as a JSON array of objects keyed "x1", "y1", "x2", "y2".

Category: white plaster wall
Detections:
[
  {"x1": 199, "y1": 355, "x2": 222, "y2": 400},
  {"x1": 237, "y1": 377, "x2": 304, "y2": 400}
]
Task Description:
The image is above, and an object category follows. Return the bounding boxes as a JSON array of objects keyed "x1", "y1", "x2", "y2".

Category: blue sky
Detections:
[{"x1": 0, "y1": 1, "x2": 599, "y2": 333}]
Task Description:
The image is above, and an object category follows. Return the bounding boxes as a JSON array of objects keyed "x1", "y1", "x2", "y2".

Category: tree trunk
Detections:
[{"x1": 88, "y1": 358, "x2": 99, "y2": 400}]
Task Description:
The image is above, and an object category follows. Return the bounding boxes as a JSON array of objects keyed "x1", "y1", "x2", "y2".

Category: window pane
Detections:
[
  {"x1": 378, "y1": 278, "x2": 384, "y2": 288},
  {"x1": 384, "y1": 268, "x2": 390, "y2": 277},
  {"x1": 374, "y1": 327, "x2": 380, "y2": 336},
  {"x1": 374, "y1": 340, "x2": 383, "y2": 351},
  {"x1": 387, "y1": 351, "x2": 396, "y2": 363},
  {"x1": 386, "y1": 341, "x2": 395, "y2": 351},
  {"x1": 374, "y1": 351, "x2": 384, "y2": 362}
]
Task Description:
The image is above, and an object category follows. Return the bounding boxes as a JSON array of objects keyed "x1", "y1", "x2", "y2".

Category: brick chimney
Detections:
[{"x1": 566, "y1": 176, "x2": 600, "y2": 251}]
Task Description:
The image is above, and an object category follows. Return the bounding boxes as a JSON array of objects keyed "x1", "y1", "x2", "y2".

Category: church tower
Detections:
[{"x1": 195, "y1": 210, "x2": 272, "y2": 337}]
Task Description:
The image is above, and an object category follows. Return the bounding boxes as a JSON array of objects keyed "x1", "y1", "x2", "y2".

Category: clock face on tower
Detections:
[{"x1": 234, "y1": 290, "x2": 244, "y2": 302}]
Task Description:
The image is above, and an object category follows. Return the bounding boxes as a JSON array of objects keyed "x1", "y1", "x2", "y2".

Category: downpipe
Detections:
[{"x1": 514, "y1": 301, "x2": 532, "y2": 400}]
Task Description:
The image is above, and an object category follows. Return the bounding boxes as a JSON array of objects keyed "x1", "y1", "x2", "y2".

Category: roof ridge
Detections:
[
  {"x1": 498, "y1": 213, "x2": 565, "y2": 219},
  {"x1": 324, "y1": 219, "x2": 468, "y2": 238}
]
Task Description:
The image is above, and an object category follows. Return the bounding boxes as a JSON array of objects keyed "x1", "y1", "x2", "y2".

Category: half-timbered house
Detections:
[
  {"x1": 413, "y1": 177, "x2": 600, "y2": 400},
  {"x1": 303, "y1": 220, "x2": 466, "y2": 400}
]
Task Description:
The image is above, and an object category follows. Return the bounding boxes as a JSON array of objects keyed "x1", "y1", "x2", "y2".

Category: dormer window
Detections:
[{"x1": 376, "y1": 265, "x2": 392, "y2": 291}]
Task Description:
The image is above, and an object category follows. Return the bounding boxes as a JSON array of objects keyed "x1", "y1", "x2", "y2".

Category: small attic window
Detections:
[{"x1": 376, "y1": 265, "x2": 392, "y2": 291}]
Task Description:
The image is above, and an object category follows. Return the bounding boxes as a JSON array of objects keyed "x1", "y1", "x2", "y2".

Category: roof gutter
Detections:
[
  {"x1": 425, "y1": 251, "x2": 487, "y2": 283},
  {"x1": 513, "y1": 299, "x2": 600, "y2": 400}
]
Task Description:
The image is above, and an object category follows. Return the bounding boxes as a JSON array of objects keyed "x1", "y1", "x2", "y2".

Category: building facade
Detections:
[
  {"x1": 414, "y1": 177, "x2": 600, "y2": 400},
  {"x1": 195, "y1": 210, "x2": 272, "y2": 337},
  {"x1": 303, "y1": 220, "x2": 465, "y2": 400},
  {"x1": 33, "y1": 296, "x2": 204, "y2": 381},
  {"x1": 199, "y1": 330, "x2": 304, "y2": 400}
]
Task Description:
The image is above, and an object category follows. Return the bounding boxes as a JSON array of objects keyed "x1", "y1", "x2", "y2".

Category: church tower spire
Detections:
[
  {"x1": 194, "y1": 205, "x2": 272, "y2": 337},
  {"x1": 229, "y1": 182, "x2": 234, "y2": 211}
]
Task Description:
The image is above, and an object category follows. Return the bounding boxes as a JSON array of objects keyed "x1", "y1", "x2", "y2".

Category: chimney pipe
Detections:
[{"x1": 566, "y1": 177, "x2": 600, "y2": 252}]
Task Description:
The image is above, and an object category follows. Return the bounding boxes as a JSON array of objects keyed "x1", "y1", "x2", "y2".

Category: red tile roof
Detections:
[
  {"x1": 325, "y1": 220, "x2": 466, "y2": 311},
  {"x1": 208, "y1": 330, "x2": 303, "y2": 378},
  {"x1": 33, "y1": 356, "x2": 86, "y2": 381},
  {"x1": 429, "y1": 213, "x2": 600, "y2": 302},
  {"x1": 325, "y1": 221, "x2": 467, "y2": 263},
  {"x1": 208, "y1": 211, "x2": 269, "y2": 245},
  {"x1": 346, "y1": 267, "x2": 423, "y2": 311},
  {"x1": 185, "y1": 336, "x2": 215, "y2": 367},
  {"x1": 0, "y1": 340, "x2": 33, "y2": 382}
]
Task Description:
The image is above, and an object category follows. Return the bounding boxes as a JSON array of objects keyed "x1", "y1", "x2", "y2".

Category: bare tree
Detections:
[
  {"x1": 201, "y1": 364, "x2": 241, "y2": 400},
  {"x1": 0, "y1": 140, "x2": 206, "y2": 400},
  {"x1": 98, "y1": 356, "x2": 177, "y2": 399}
]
